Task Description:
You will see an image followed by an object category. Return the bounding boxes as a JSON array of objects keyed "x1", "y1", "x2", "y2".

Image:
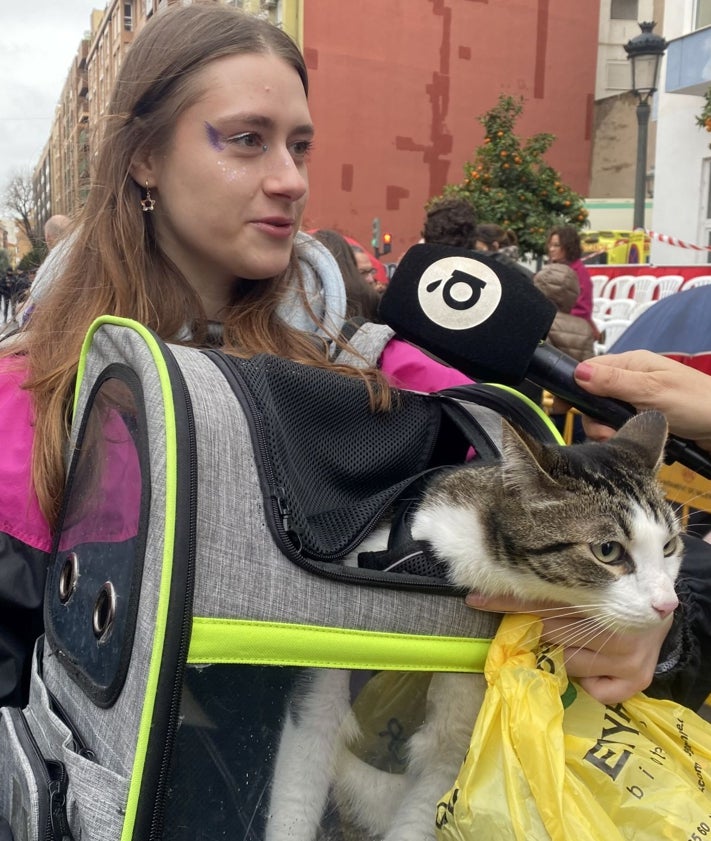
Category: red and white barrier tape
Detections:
[{"x1": 647, "y1": 230, "x2": 711, "y2": 252}]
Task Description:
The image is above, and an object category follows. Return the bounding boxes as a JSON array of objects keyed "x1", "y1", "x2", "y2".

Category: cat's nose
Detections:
[{"x1": 652, "y1": 595, "x2": 679, "y2": 620}]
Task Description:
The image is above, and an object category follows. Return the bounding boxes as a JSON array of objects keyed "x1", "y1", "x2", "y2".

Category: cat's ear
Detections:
[
  {"x1": 612, "y1": 410, "x2": 668, "y2": 472},
  {"x1": 499, "y1": 420, "x2": 561, "y2": 493}
]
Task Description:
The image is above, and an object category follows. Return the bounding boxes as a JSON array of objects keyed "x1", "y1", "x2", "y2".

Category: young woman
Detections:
[
  {"x1": 546, "y1": 223, "x2": 594, "y2": 322},
  {"x1": 0, "y1": 1, "x2": 704, "y2": 710}
]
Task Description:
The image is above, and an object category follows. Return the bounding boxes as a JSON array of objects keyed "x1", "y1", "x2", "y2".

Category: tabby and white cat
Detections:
[{"x1": 266, "y1": 411, "x2": 683, "y2": 841}]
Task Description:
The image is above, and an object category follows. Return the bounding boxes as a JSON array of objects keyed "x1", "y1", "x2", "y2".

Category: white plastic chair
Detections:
[
  {"x1": 630, "y1": 300, "x2": 657, "y2": 321},
  {"x1": 594, "y1": 318, "x2": 631, "y2": 354},
  {"x1": 653, "y1": 275, "x2": 684, "y2": 298},
  {"x1": 592, "y1": 297, "x2": 608, "y2": 318},
  {"x1": 682, "y1": 275, "x2": 711, "y2": 290},
  {"x1": 600, "y1": 275, "x2": 636, "y2": 300},
  {"x1": 595, "y1": 298, "x2": 637, "y2": 319},
  {"x1": 590, "y1": 274, "x2": 609, "y2": 297},
  {"x1": 629, "y1": 274, "x2": 661, "y2": 305}
]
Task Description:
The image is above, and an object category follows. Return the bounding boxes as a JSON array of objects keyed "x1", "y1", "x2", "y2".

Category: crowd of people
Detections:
[{"x1": 1, "y1": 0, "x2": 710, "y2": 808}]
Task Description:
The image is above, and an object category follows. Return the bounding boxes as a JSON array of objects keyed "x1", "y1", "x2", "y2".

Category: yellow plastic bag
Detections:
[{"x1": 436, "y1": 613, "x2": 711, "y2": 841}]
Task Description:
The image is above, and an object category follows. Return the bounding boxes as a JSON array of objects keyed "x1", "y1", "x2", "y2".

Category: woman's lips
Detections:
[{"x1": 252, "y1": 217, "x2": 295, "y2": 238}]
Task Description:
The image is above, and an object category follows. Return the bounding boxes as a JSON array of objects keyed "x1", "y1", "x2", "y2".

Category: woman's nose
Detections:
[{"x1": 263, "y1": 150, "x2": 308, "y2": 201}]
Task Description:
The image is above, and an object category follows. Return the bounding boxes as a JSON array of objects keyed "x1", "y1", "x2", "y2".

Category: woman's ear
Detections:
[{"x1": 129, "y1": 150, "x2": 158, "y2": 189}]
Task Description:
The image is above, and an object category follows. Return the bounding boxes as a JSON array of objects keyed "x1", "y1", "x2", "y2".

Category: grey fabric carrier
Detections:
[{"x1": 0, "y1": 318, "x2": 560, "y2": 841}]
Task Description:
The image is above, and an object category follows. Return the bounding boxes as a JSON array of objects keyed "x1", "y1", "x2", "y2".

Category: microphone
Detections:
[{"x1": 378, "y1": 243, "x2": 711, "y2": 480}]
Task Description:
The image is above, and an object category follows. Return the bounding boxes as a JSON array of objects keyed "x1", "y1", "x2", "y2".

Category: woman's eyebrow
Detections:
[{"x1": 213, "y1": 112, "x2": 315, "y2": 136}]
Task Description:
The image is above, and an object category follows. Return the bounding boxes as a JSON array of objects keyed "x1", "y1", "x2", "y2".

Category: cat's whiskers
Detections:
[
  {"x1": 501, "y1": 606, "x2": 648, "y2": 673},
  {"x1": 500, "y1": 604, "x2": 614, "y2": 651},
  {"x1": 670, "y1": 491, "x2": 708, "y2": 514}
]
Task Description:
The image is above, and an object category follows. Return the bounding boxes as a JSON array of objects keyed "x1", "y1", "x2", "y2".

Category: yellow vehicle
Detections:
[{"x1": 581, "y1": 229, "x2": 650, "y2": 264}]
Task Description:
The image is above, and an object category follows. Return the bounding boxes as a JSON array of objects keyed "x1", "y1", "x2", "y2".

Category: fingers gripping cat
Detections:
[{"x1": 266, "y1": 411, "x2": 682, "y2": 841}]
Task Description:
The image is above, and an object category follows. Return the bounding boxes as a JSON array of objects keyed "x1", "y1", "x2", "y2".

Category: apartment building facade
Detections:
[
  {"x1": 588, "y1": 0, "x2": 664, "y2": 213},
  {"x1": 650, "y1": 0, "x2": 711, "y2": 265},
  {"x1": 35, "y1": 0, "x2": 600, "y2": 254}
]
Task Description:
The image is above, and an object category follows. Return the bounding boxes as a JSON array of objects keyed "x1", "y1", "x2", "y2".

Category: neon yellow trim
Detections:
[
  {"x1": 74, "y1": 316, "x2": 163, "y2": 416},
  {"x1": 483, "y1": 382, "x2": 565, "y2": 444},
  {"x1": 189, "y1": 617, "x2": 491, "y2": 673},
  {"x1": 75, "y1": 317, "x2": 178, "y2": 841}
]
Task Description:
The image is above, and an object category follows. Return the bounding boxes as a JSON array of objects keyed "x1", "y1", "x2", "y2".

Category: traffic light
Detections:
[
  {"x1": 382, "y1": 232, "x2": 392, "y2": 255},
  {"x1": 371, "y1": 217, "x2": 381, "y2": 251}
]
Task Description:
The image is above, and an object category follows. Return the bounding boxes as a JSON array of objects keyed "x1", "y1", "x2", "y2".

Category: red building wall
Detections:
[{"x1": 301, "y1": 0, "x2": 600, "y2": 259}]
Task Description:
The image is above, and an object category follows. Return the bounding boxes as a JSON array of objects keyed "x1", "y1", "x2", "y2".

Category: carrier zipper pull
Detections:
[
  {"x1": 273, "y1": 485, "x2": 303, "y2": 551},
  {"x1": 273, "y1": 485, "x2": 291, "y2": 533},
  {"x1": 46, "y1": 760, "x2": 74, "y2": 841}
]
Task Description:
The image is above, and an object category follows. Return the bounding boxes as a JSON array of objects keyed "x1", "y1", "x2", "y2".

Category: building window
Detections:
[
  {"x1": 124, "y1": 3, "x2": 133, "y2": 31},
  {"x1": 697, "y1": 0, "x2": 711, "y2": 29},
  {"x1": 610, "y1": 0, "x2": 638, "y2": 19}
]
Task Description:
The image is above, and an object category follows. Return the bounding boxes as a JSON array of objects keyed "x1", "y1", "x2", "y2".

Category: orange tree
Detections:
[
  {"x1": 696, "y1": 88, "x2": 711, "y2": 147},
  {"x1": 440, "y1": 94, "x2": 588, "y2": 258}
]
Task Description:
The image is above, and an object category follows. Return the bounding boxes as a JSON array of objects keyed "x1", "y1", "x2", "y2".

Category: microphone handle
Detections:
[
  {"x1": 527, "y1": 342, "x2": 636, "y2": 427},
  {"x1": 527, "y1": 342, "x2": 711, "y2": 481}
]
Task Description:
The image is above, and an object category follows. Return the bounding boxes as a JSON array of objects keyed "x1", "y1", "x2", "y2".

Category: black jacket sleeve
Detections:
[
  {"x1": 0, "y1": 532, "x2": 48, "y2": 707},
  {"x1": 646, "y1": 533, "x2": 711, "y2": 710}
]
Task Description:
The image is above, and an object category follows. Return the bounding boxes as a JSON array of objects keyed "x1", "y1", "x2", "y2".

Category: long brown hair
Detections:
[
  {"x1": 311, "y1": 229, "x2": 382, "y2": 321},
  {"x1": 12, "y1": 2, "x2": 387, "y2": 527}
]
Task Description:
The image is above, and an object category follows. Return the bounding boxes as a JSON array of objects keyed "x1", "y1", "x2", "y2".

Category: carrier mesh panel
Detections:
[{"x1": 210, "y1": 353, "x2": 460, "y2": 560}]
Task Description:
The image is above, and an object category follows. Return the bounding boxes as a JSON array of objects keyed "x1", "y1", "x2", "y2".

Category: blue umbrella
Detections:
[{"x1": 610, "y1": 286, "x2": 711, "y2": 371}]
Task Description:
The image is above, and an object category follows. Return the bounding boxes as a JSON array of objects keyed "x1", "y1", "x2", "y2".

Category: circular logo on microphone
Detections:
[{"x1": 417, "y1": 256, "x2": 502, "y2": 330}]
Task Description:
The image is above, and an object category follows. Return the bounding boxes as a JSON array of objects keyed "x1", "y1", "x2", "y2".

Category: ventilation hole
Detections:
[
  {"x1": 58, "y1": 553, "x2": 79, "y2": 604},
  {"x1": 92, "y1": 582, "x2": 116, "y2": 641}
]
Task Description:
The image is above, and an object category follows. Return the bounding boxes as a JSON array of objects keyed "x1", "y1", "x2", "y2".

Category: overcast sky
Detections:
[{"x1": 0, "y1": 1, "x2": 102, "y2": 196}]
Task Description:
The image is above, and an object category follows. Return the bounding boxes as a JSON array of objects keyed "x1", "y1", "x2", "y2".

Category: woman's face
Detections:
[
  {"x1": 137, "y1": 52, "x2": 313, "y2": 317},
  {"x1": 547, "y1": 234, "x2": 565, "y2": 263}
]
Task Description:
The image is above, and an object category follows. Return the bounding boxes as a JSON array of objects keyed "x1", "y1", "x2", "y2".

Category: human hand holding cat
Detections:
[
  {"x1": 464, "y1": 592, "x2": 672, "y2": 705},
  {"x1": 574, "y1": 351, "x2": 711, "y2": 453}
]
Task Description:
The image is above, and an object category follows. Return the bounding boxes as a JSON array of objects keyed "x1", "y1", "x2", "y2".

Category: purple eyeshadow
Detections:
[{"x1": 205, "y1": 122, "x2": 226, "y2": 151}]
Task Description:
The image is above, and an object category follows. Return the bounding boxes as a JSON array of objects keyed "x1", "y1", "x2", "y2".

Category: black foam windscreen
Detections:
[{"x1": 378, "y1": 243, "x2": 556, "y2": 385}]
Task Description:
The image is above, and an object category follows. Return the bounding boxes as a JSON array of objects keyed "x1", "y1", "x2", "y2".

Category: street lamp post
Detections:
[{"x1": 624, "y1": 22, "x2": 667, "y2": 231}]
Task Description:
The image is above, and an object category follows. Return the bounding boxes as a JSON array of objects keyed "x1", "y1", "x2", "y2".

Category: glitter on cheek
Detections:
[
  {"x1": 205, "y1": 121, "x2": 227, "y2": 151},
  {"x1": 216, "y1": 159, "x2": 245, "y2": 183}
]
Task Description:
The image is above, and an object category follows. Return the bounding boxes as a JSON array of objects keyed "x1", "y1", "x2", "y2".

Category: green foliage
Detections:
[
  {"x1": 0, "y1": 249, "x2": 9, "y2": 275},
  {"x1": 696, "y1": 88, "x2": 711, "y2": 148},
  {"x1": 439, "y1": 95, "x2": 589, "y2": 257},
  {"x1": 18, "y1": 243, "x2": 47, "y2": 272}
]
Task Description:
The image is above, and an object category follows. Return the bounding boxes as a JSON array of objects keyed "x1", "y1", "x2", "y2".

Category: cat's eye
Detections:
[
  {"x1": 663, "y1": 536, "x2": 681, "y2": 557},
  {"x1": 590, "y1": 541, "x2": 624, "y2": 564}
]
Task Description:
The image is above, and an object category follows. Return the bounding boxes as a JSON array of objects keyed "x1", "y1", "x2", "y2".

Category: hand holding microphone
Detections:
[
  {"x1": 378, "y1": 243, "x2": 711, "y2": 479},
  {"x1": 574, "y1": 352, "x2": 711, "y2": 455}
]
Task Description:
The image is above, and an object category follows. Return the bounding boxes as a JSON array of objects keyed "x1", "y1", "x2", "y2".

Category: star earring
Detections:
[{"x1": 140, "y1": 181, "x2": 156, "y2": 212}]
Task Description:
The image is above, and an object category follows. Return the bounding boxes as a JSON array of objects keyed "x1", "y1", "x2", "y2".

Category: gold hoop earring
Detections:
[{"x1": 140, "y1": 182, "x2": 156, "y2": 212}]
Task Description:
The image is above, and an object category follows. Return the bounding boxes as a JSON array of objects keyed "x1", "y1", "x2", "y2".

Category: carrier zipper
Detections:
[
  {"x1": 202, "y1": 351, "x2": 299, "y2": 552},
  {"x1": 45, "y1": 691, "x2": 95, "y2": 761},
  {"x1": 204, "y1": 351, "x2": 459, "y2": 594},
  {"x1": 34, "y1": 640, "x2": 96, "y2": 762},
  {"x1": 143, "y1": 348, "x2": 198, "y2": 841},
  {"x1": 205, "y1": 351, "x2": 433, "y2": 562},
  {"x1": 47, "y1": 761, "x2": 73, "y2": 841},
  {"x1": 15, "y1": 712, "x2": 73, "y2": 841}
]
